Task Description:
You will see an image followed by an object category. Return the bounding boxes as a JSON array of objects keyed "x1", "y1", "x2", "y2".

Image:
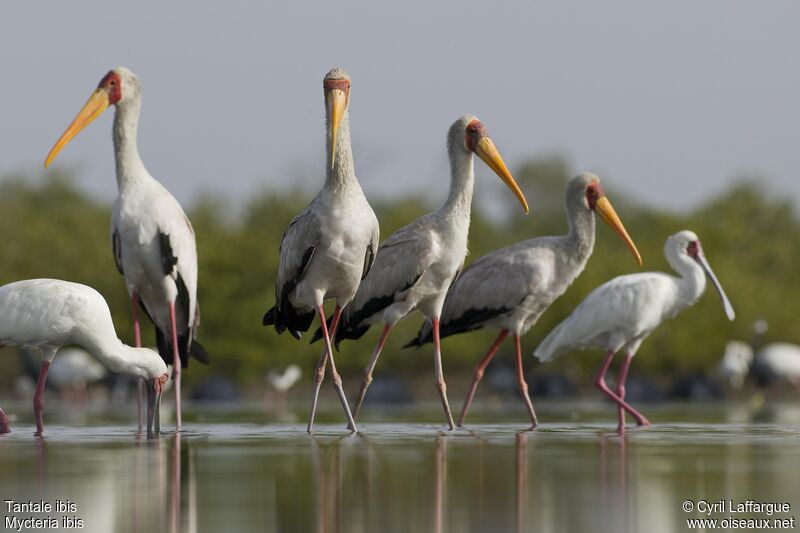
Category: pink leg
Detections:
[
  {"x1": 169, "y1": 301, "x2": 183, "y2": 431},
  {"x1": 594, "y1": 350, "x2": 650, "y2": 427},
  {"x1": 352, "y1": 324, "x2": 393, "y2": 424},
  {"x1": 432, "y1": 318, "x2": 456, "y2": 430},
  {"x1": 308, "y1": 306, "x2": 356, "y2": 434},
  {"x1": 0, "y1": 408, "x2": 10, "y2": 434},
  {"x1": 458, "y1": 330, "x2": 508, "y2": 427},
  {"x1": 33, "y1": 361, "x2": 51, "y2": 436},
  {"x1": 514, "y1": 335, "x2": 538, "y2": 429},
  {"x1": 308, "y1": 307, "x2": 342, "y2": 434},
  {"x1": 131, "y1": 294, "x2": 145, "y2": 434},
  {"x1": 615, "y1": 354, "x2": 634, "y2": 431}
]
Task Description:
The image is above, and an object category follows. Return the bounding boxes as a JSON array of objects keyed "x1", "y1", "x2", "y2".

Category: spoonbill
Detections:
[
  {"x1": 45, "y1": 67, "x2": 207, "y2": 432},
  {"x1": 262, "y1": 68, "x2": 380, "y2": 434},
  {"x1": 535, "y1": 230, "x2": 735, "y2": 430},
  {"x1": 406, "y1": 173, "x2": 642, "y2": 428},
  {"x1": 0, "y1": 279, "x2": 168, "y2": 435},
  {"x1": 316, "y1": 115, "x2": 529, "y2": 430}
]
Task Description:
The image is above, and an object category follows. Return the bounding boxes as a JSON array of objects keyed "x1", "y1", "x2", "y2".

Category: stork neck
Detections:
[
  {"x1": 112, "y1": 98, "x2": 148, "y2": 190},
  {"x1": 439, "y1": 149, "x2": 475, "y2": 218},
  {"x1": 564, "y1": 202, "x2": 596, "y2": 264},
  {"x1": 325, "y1": 111, "x2": 358, "y2": 192}
]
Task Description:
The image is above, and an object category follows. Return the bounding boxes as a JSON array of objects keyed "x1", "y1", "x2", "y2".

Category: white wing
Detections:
[{"x1": 535, "y1": 272, "x2": 678, "y2": 361}]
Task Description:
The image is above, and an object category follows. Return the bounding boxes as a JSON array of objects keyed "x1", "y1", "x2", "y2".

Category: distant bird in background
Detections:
[
  {"x1": 19, "y1": 346, "x2": 108, "y2": 404},
  {"x1": 46, "y1": 67, "x2": 208, "y2": 432},
  {"x1": 316, "y1": 115, "x2": 529, "y2": 430},
  {"x1": 407, "y1": 173, "x2": 642, "y2": 428},
  {"x1": 535, "y1": 230, "x2": 735, "y2": 430},
  {"x1": 720, "y1": 339, "x2": 800, "y2": 393},
  {"x1": 717, "y1": 341, "x2": 753, "y2": 390},
  {"x1": 262, "y1": 68, "x2": 380, "y2": 434},
  {"x1": 266, "y1": 364, "x2": 303, "y2": 413},
  {"x1": 0, "y1": 279, "x2": 168, "y2": 435}
]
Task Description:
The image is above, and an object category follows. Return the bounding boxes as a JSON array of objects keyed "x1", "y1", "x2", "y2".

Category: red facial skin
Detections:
[
  {"x1": 686, "y1": 240, "x2": 701, "y2": 259},
  {"x1": 585, "y1": 182, "x2": 606, "y2": 210},
  {"x1": 98, "y1": 71, "x2": 122, "y2": 105},
  {"x1": 465, "y1": 119, "x2": 489, "y2": 152},
  {"x1": 324, "y1": 78, "x2": 350, "y2": 107}
]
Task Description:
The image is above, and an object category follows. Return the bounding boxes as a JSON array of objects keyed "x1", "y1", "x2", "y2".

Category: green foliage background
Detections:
[{"x1": 1, "y1": 158, "x2": 795, "y2": 392}]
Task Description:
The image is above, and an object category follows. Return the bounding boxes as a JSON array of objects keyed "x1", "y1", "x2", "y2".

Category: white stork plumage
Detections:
[
  {"x1": 535, "y1": 230, "x2": 735, "y2": 430},
  {"x1": 0, "y1": 279, "x2": 168, "y2": 435},
  {"x1": 262, "y1": 68, "x2": 380, "y2": 434},
  {"x1": 317, "y1": 114, "x2": 529, "y2": 430},
  {"x1": 45, "y1": 67, "x2": 207, "y2": 432},
  {"x1": 406, "y1": 173, "x2": 642, "y2": 428}
]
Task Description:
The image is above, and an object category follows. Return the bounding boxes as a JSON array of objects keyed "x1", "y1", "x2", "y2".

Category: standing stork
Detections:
[
  {"x1": 406, "y1": 173, "x2": 642, "y2": 428},
  {"x1": 45, "y1": 67, "x2": 207, "y2": 432},
  {"x1": 318, "y1": 115, "x2": 529, "y2": 430},
  {"x1": 535, "y1": 230, "x2": 736, "y2": 430},
  {"x1": 0, "y1": 279, "x2": 168, "y2": 436},
  {"x1": 262, "y1": 68, "x2": 380, "y2": 434}
]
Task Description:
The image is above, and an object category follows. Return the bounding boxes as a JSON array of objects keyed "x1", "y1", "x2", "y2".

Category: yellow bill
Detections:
[
  {"x1": 327, "y1": 89, "x2": 346, "y2": 170},
  {"x1": 475, "y1": 136, "x2": 529, "y2": 214},
  {"x1": 594, "y1": 195, "x2": 643, "y2": 266},
  {"x1": 45, "y1": 89, "x2": 110, "y2": 168}
]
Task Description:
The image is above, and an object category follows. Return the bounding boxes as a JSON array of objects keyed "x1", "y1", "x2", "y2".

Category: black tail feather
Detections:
[
  {"x1": 263, "y1": 303, "x2": 314, "y2": 340},
  {"x1": 190, "y1": 340, "x2": 210, "y2": 365}
]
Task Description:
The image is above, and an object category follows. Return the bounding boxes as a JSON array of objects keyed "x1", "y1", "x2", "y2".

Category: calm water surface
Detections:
[{"x1": 2, "y1": 402, "x2": 800, "y2": 533}]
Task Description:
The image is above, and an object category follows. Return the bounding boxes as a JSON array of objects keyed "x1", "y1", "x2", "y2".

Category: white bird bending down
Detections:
[
  {"x1": 262, "y1": 68, "x2": 380, "y2": 434},
  {"x1": 535, "y1": 230, "x2": 735, "y2": 430},
  {"x1": 316, "y1": 115, "x2": 529, "y2": 430},
  {"x1": 407, "y1": 173, "x2": 642, "y2": 428},
  {"x1": 720, "y1": 341, "x2": 800, "y2": 392},
  {"x1": 45, "y1": 67, "x2": 208, "y2": 432},
  {"x1": 0, "y1": 279, "x2": 168, "y2": 436},
  {"x1": 718, "y1": 341, "x2": 753, "y2": 390}
]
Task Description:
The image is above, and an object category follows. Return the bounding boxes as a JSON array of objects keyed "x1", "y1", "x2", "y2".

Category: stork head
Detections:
[
  {"x1": 449, "y1": 115, "x2": 529, "y2": 213},
  {"x1": 324, "y1": 68, "x2": 351, "y2": 169},
  {"x1": 572, "y1": 173, "x2": 642, "y2": 266},
  {"x1": 668, "y1": 230, "x2": 736, "y2": 321},
  {"x1": 45, "y1": 67, "x2": 141, "y2": 168}
]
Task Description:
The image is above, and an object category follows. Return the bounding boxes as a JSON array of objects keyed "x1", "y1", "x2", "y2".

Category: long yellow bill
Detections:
[
  {"x1": 327, "y1": 89, "x2": 346, "y2": 170},
  {"x1": 475, "y1": 137, "x2": 529, "y2": 214},
  {"x1": 594, "y1": 196, "x2": 643, "y2": 266},
  {"x1": 45, "y1": 89, "x2": 110, "y2": 168}
]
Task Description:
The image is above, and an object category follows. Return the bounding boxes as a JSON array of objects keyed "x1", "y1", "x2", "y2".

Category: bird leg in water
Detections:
[
  {"x1": 131, "y1": 293, "x2": 145, "y2": 434},
  {"x1": 594, "y1": 350, "x2": 650, "y2": 427},
  {"x1": 514, "y1": 335, "x2": 538, "y2": 429},
  {"x1": 458, "y1": 330, "x2": 509, "y2": 427},
  {"x1": 169, "y1": 301, "x2": 182, "y2": 431},
  {"x1": 433, "y1": 318, "x2": 456, "y2": 430},
  {"x1": 0, "y1": 407, "x2": 10, "y2": 434},
  {"x1": 351, "y1": 324, "x2": 393, "y2": 425},
  {"x1": 308, "y1": 306, "x2": 357, "y2": 434},
  {"x1": 614, "y1": 354, "x2": 634, "y2": 431},
  {"x1": 308, "y1": 306, "x2": 341, "y2": 432},
  {"x1": 33, "y1": 360, "x2": 52, "y2": 436}
]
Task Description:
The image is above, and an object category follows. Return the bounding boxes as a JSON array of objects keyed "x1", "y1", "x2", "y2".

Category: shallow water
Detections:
[{"x1": 2, "y1": 402, "x2": 800, "y2": 533}]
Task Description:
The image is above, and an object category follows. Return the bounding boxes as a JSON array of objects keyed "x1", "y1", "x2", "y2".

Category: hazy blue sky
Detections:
[{"x1": 1, "y1": 1, "x2": 798, "y2": 212}]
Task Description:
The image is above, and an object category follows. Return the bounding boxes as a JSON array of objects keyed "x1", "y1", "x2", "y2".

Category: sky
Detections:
[{"x1": 1, "y1": 1, "x2": 798, "y2": 213}]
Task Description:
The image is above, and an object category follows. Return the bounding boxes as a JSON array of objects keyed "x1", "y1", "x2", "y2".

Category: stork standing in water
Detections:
[
  {"x1": 262, "y1": 68, "x2": 379, "y2": 434},
  {"x1": 406, "y1": 173, "x2": 642, "y2": 428},
  {"x1": 46, "y1": 67, "x2": 207, "y2": 432},
  {"x1": 535, "y1": 230, "x2": 735, "y2": 430},
  {"x1": 0, "y1": 279, "x2": 168, "y2": 436},
  {"x1": 320, "y1": 115, "x2": 529, "y2": 430}
]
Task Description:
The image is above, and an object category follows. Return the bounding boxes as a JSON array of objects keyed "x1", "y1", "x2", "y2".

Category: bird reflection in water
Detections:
[{"x1": 598, "y1": 432, "x2": 631, "y2": 533}]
